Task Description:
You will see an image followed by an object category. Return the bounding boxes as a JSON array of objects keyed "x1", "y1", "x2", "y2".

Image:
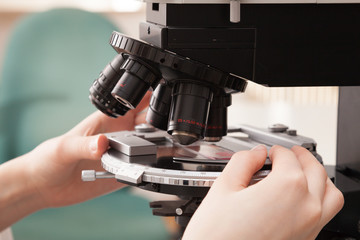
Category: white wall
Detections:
[{"x1": 229, "y1": 82, "x2": 338, "y2": 165}]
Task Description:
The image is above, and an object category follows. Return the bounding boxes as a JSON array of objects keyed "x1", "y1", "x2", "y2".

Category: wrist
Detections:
[{"x1": 0, "y1": 154, "x2": 44, "y2": 231}]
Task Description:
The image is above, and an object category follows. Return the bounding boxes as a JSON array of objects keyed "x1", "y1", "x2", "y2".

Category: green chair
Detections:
[
  {"x1": 0, "y1": 8, "x2": 118, "y2": 161},
  {"x1": 0, "y1": 8, "x2": 169, "y2": 240}
]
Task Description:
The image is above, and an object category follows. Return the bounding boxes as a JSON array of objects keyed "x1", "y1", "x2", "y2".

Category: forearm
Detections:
[{"x1": 0, "y1": 154, "x2": 43, "y2": 231}]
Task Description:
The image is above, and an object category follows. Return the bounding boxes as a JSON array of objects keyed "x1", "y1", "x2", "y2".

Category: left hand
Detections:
[{"x1": 24, "y1": 92, "x2": 151, "y2": 208}]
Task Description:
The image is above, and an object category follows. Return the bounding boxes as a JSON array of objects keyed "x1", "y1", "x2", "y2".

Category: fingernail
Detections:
[
  {"x1": 251, "y1": 144, "x2": 266, "y2": 151},
  {"x1": 90, "y1": 136, "x2": 99, "y2": 152}
]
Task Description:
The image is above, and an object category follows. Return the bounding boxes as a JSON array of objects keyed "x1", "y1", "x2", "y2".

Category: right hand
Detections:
[{"x1": 183, "y1": 145, "x2": 344, "y2": 240}]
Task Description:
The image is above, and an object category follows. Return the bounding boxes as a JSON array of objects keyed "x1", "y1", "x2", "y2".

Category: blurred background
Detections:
[{"x1": 0, "y1": 0, "x2": 338, "y2": 239}]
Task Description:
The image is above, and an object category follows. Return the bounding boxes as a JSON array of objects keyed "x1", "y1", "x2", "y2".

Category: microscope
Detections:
[{"x1": 82, "y1": 1, "x2": 360, "y2": 239}]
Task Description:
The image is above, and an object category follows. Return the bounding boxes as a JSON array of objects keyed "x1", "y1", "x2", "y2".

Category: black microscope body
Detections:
[{"x1": 89, "y1": 2, "x2": 360, "y2": 239}]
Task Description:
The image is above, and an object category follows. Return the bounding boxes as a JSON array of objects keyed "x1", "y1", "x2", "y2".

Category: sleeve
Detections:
[{"x1": 0, "y1": 228, "x2": 14, "y2": 240}]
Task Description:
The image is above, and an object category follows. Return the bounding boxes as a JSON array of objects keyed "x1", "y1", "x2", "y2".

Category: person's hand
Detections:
[
  {"x1": 24, "y1": 92, "x2": 151, "y2": 208},
  {"x1": 183, "y1": 145, "x2": 344, "y2": 240},
  {"x1": 0, "y1": 93, "x2": 151, "y2": 231}
]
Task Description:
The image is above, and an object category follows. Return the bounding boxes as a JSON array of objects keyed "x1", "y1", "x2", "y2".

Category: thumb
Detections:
[
  {"x1": 59, "y1": 134, "x2": 109, "y2": 163},
  {"x1": 217, "y1": 145, "x2": 267, "y2": 191}
]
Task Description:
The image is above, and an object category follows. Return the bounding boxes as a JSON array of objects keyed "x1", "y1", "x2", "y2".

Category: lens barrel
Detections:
[
  {"x1": 204, "y1": 92, "x2": 231, "y2": 142},
  {"x1": 89, "y1": 54, "x2": 130, "y2": 117},
  {"x1": 146, "y1": 83, "x2": 172, "y2": 130},
  {"x1": 168, "y1": 82, "x2": 213, "y2": 145},
  {"x1": 111, "y1": 57, "x2": 161, "y2": 109}
]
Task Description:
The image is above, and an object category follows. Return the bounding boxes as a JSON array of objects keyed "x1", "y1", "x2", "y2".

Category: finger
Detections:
[
  {"x1": 65, "y1": 111, "x2": 103, "y2": 136},
  {"x1": 132, "y1": 91, "x2": 151, "y2": 115},
  {"x1": 97, "y1": 91, "x2": 151, "y2": 132},
  {"x1": 67, "y1": 91, "x2": 152, "y2": 136},
  {"x1": 217, "y1": 145, "x2": 267, "y2": 191},
  {"x1": 58, "y1": 134, "x2": 109, "y2": 163},
  {"x1": 112, "y1": 91, "x2": 151, "y2": 128},
  {"x1": 269, "y1": 145, "x2": 303, "y2": 175},
  {"x1": 319, "y1": 178, "x2": 344, "y2": 226},
  {"x1": 135, "y1": 109, "x2": 148, "y2": 125},
  {"x1": 291, "y1": 146, "x2": 328, "y2": 201}
]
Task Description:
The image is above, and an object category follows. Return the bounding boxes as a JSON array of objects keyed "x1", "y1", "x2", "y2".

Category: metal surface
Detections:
[
  {"x1": 171, "y1": 130, "x2": 199, "y2": 146},
  {"x1": 81, "y1": 170, "x2": 115, "y2": 181},
  {"x1": 135, "y1": 123, "x2": 156, "y2": 133},
  {"x1": 108, "y1": 135, "x2": 157, "y2": 156},
  {"x1": 101, "y1": 149, "x2": 220, "y2": 187},
  {"x1": 203, "y1": 136, "x2": 222, "y2": 142},
  {"x1": 239, "y1": 124, "x2": 317, "y2": 152},
  {"x1": 84, "y1": 126, "x2": 318, "y2": 188},
  {"x1": 230, "y1": 0, "x2": 241, "y2": 23},
  {"x1": 268, "y1": 123, "x2": 289, "y2": 133},
  {"x1": 102, "y1": 149, "x2": 271, "y2": 187}
]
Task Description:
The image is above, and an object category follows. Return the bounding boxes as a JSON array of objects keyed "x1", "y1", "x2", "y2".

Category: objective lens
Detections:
[
  {"x1": 89, "y1": 54, "x2": 130, "y2": 117},
  {"x1": 204, "y1": 92, "x2": 231, "y2": 142},
  {"x1": 111, "y1": 57, "x2": 161, "y2": 109},
  {"x1": 146, "y1": 83, "x2": 172, "y2": 130},
  {"x1": 168, "y1": 82, "x2": 213, "y2": 145}
]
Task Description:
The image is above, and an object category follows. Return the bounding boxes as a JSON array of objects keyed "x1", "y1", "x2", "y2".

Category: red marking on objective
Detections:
[
  {"x1": 177, "y1": 119, "x2": 205, "y2": 128},
  {"x1": 207, "y1": 125, "x2": 223, "y2": 130},
  {"x1": 120, "y1": 83, "x2": 126, "y2": 87}
]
